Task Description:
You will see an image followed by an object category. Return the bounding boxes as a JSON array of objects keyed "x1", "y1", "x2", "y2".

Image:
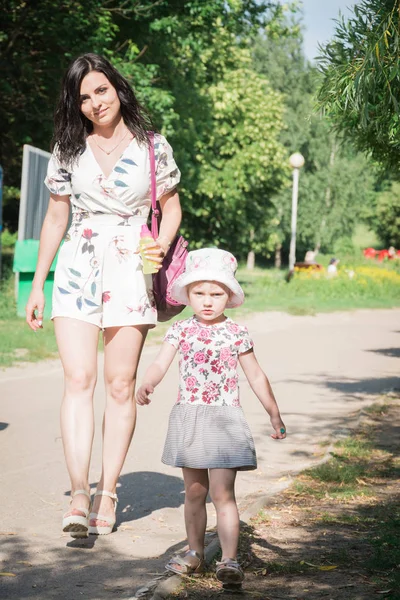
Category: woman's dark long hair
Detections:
[{"x1": 52, "y1": 53, "x2": 153, "y2": 165}]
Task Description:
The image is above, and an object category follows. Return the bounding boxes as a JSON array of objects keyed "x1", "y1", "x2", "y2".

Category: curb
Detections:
[{"x1": 133, "y1": 396, "x2": 396, "y2": 600}]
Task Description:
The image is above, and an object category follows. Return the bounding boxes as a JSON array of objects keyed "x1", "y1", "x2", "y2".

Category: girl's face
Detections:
[
  {"x1": 188, "y1": 281, "x2": 230, "y2": 325},
  {"x1": 79, "y1": 71, "x2": 121, "y2": 128}
]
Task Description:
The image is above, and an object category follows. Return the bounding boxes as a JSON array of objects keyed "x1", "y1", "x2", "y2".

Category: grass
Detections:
[
  {"x1": 171, "y1": 398, "x2": 400, "y2": 599},
  {"x1": 1, "y1": 251, "x2": 400, "y2": 368},
  {"x1": 0, "y1": 256, "x2": 60, "y2": 367},
  {"x1": 231, "y1": 259, "x2": 400, "y2": 317}
]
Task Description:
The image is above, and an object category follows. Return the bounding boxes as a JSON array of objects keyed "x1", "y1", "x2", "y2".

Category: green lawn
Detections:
[{"x1": 1, "y1": 256, "x2": 400, "y2": 368}]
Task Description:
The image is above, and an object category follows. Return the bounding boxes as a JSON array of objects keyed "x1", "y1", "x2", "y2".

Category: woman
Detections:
[{"x1": 26, "y1": 54, "x2": 182, "y2": 537}]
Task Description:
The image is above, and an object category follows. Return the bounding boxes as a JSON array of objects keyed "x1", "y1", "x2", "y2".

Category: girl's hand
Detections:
[
  {"x1": 270, "y1": 416, "x2": 286, "y2": 440},
  {"x1": 26, "y1": 288, "x2": 45, "y2": 331},
  {"x1": 136, "y1": 383, "x2": 154, "y2": 405}
]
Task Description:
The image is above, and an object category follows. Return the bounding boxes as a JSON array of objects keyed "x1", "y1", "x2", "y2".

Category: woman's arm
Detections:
[
  {"x1": 136, "y1": 341, "x2": 177, "y2": 405},
  {"x1": 143, "y1": 189, "x2": 182, "y2": 266},
  {"x1": 239, "y1": 349, "x2": 286, "y2": 439},
  {"x1": 156, "y1": 189, "x2": 182, "y2": 251},
  {"x1": 26, "y1": 193, "x2": 70, "y2": 330}
]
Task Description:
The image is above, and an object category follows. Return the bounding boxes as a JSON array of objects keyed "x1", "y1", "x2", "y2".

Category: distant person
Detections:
[
  {"x1": 327, "y1": 257, "x2": 339, "y2": 275},
  {"x1": 136, "y1": 248, "x2": 286, "y2": 591},
  {"x1": 25, "y1": 54, "x2": 182, "y2": 537}
]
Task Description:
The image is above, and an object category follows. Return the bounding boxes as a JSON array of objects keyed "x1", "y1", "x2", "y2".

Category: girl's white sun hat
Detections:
[{"x1": 170, "y1": 248, "x2": 245, "y2": 308}]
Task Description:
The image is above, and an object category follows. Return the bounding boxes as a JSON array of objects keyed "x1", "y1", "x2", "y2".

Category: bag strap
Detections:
[{"x1": 149, "y1": 131, "x2": 159, "y2": 239}]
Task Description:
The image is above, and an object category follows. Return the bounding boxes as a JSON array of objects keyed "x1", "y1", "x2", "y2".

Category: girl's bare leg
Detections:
[
  {"x1": 90, "y1": 325, "x2": 148, "y2": 527},
  {"x1": 54, "y1": 317, "x2": 99, "y2": 515},
  {"x1": 209, "y1": 468, "x2": 239, "y2": 560},
  {"x1": 182, "y1": 467, "x2": 209, "y2": 556}
]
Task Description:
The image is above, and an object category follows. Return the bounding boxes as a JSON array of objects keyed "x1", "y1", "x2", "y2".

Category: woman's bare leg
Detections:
[
  {"x1": 209, "y1": 469, "x2": 239, "y2": 560},
  {"x1": 90, "y1": 325, "x2": 148, "y2": 526},
  {"x1": 54, "y1": 317, "x2": 99, "y2": 515}
]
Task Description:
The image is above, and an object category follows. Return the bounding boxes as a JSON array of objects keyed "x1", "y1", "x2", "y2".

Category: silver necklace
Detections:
[{"x1": 92, "y1": 129, "x2": 130, "y2": 155}]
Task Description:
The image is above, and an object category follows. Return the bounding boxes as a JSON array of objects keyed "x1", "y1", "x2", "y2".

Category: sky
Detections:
[{"x1": 298, "y1": 0, "x2": 360, "y2": 61}]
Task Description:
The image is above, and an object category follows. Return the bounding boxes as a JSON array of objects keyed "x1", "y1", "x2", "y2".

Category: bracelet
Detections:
[{"x1": 156, "y1": 235, "x2": 171, "y2": 249}]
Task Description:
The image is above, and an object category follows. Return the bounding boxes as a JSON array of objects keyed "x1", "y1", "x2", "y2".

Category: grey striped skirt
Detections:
[{"x1": 162, "y1": 404, "x2": 257, "y2": 471}]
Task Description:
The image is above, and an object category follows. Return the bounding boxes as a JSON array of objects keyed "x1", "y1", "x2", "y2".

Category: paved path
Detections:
[{"x1": 0, "y1": 309, "x2": 399, "y2": 599}]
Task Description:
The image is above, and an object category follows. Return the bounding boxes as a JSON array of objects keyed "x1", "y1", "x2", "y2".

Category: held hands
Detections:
[
  {"x1": 270, "y1": 416, "x2": 287, "y2": 440},
  {"x1": 26, "y1": 288, "x2": 45, "y2": 331},
  {"x1": 136, "y1": 383, "x2": 155, "y2": 405}
]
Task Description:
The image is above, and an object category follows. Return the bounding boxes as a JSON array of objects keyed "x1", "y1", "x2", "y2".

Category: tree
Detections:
[
  {"x1": 113, "y1": 0, "x2": 289, "y2": 256},
  {"x1": 372, "y1": 183, "x2": 400, "y2": 247},
  {"x1": 252, "y1": 18, "x2": 379, "y2": 261},
  {"x1": 317, "y1": 0, "x2": 400, "y2": 171},
  {"x1": 1, "y1": 0, "x2": 291, "y2": 257}
]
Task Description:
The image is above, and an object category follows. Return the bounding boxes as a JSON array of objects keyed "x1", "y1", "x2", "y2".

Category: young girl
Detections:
[{"x1": 136, "y1": 248, "x2": 286, "y2": 589}]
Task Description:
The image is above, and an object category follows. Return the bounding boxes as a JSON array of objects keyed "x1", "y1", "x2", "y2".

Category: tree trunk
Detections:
[
  {"x1": 246, "y1": 229, "x2": 255, "y2": 270},
  {"x1": 315, "y1": 142, "x2": 337, "y2": 252},
  {"x1": 274, "y1": 242, "x2": 282, "y2": 268},
  {"x1": 246, "y1": 251, "x2": 255, "y2": 270}
]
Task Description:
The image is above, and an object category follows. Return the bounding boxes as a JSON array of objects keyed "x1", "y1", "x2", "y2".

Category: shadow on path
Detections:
[
  {"x1": 367, "y1": 346, "x2": 400, "y2": 358},
  {"x1": 64, "y1": 470, "x2": 185, "y2": 525}
]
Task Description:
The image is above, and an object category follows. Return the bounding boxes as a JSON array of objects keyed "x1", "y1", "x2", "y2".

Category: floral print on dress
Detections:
[
  {"x1": 164, "y1": 316, "x2": 253, "y2": 407},
  {"x1": 154, "y1": 134, "x2": 180, "y2": 200},
  {"x1": 127, "y1": 291, "x2": 157, "y2": 317},
  {"x1": 45, "y1": 153, "x2": 73, "y2": 196},
  {"x1": 44, "y1": 134, "x2": 180, "y2": 217},
  {"x1": 57, "y1": 227, "x2": 101, "y2": 311}
]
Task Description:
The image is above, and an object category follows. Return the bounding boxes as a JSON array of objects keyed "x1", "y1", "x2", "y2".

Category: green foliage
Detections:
[
  {"x1": 187, "y1": 60, "x2": 288, "y2": 255},
  {"x1": 1, "y1": 229, "x2": 17, "y2": 250},
  {"x1": 252, "y1": 24, "x2": 379, "y2": 258},
  {"x1": 1, "y1": 0, "x2": 291, "y2": 257},
  {"x1": 0, "y1": 0, "x2": 118, "y2": 184},
  {"x1": 1, "y1": 0, "x2": 389, "y2": 263},
  {"x1": 317, "y1": 0, "x2": 400, "y2": 170},
  {"x1": 373, "y1": 182, "x2": 400, "y2": 247}
]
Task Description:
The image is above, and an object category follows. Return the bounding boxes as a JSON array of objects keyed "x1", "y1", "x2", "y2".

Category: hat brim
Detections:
[{"x1": 170, "y1": 269, "x2": 244, "y2": 308}]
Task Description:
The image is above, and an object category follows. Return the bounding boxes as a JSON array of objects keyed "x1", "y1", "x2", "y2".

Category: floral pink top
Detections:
[{"x1": 164, "y1": 316, "x2": 254, "y2": 407}]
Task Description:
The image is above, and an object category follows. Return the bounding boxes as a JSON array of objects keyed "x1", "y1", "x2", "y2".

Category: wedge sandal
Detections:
[
  {"x1": 62, "y1": 489, "x2": 91, "y2": 539},
  {"x1": 88, "y1": 490, "x2": 118, "y2": 535}
]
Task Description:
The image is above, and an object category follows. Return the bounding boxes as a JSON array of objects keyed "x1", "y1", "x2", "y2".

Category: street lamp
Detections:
[{"x1": 288, "y1": 152, "x2": 305, "y2": 271}]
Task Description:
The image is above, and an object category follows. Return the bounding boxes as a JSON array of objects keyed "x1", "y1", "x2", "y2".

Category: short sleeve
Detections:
[
  {"x1": 238, "y1": 326, "x2": 254, "y2": 355},
  {"x1": 164, "y1": 321, "x2": 181, "y2": 349},
  {"x1": 44, "y1": 151, "x2": 72, "y2": 196},
  {"x1": 154, "y1": 133, "x2": 181, "y2": 200}
]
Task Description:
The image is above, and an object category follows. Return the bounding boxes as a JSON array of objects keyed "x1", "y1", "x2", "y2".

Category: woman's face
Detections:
[{"x1": 79, "y1": 70, "x2": 121, "y2": 127}]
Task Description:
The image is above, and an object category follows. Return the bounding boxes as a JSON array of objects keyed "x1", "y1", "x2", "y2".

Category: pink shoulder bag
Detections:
[{"x1": 149, "y1": 133, "x2": 188, "y2": 322}]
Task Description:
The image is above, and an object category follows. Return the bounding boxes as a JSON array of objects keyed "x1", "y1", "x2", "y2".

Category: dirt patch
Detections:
[{"x1": 170, "y1": 400, "x2": 400, "y2": 600}]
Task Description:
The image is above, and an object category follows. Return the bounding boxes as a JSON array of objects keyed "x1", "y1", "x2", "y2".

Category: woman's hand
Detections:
[
  {"x1": 139, "y1": 238, "x2": 170, "y2": 271},
  {"x1": 136, "y1": 383, "x2": 154, "y2": 405},
  {"x1": 26, "y1": 288, "x2": 45, "y2": 331},
  {"x1": 270, "y1": 416, "x2": 286, "y2": 440}
]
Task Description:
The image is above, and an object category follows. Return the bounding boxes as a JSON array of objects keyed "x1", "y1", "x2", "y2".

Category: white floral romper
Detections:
[
  {"x1": 162, "y1": 316, "x2": 257, "y2": 471},
  {"x1": 44, "y1": 134, "x2": 180, "y2": 328}
]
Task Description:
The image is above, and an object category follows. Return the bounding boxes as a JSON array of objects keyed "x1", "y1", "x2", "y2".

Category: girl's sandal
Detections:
[
  {"x1": 216, "y1": 559, "x2": 244, "y2": 588},
  {"x1": 165, "y1": 549, "x2": 205, "y2": 576},
  {"x1": 88, "y1": 490, "x2": 118, "y2": 535},
  {"x1": 62, "y1": 489, "x2": 91, "y2": 539}
]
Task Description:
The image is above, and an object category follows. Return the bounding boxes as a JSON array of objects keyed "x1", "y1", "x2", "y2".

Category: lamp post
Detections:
[{"x1": 288, "y1": 152, "x2": 305, "y2": 271}]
